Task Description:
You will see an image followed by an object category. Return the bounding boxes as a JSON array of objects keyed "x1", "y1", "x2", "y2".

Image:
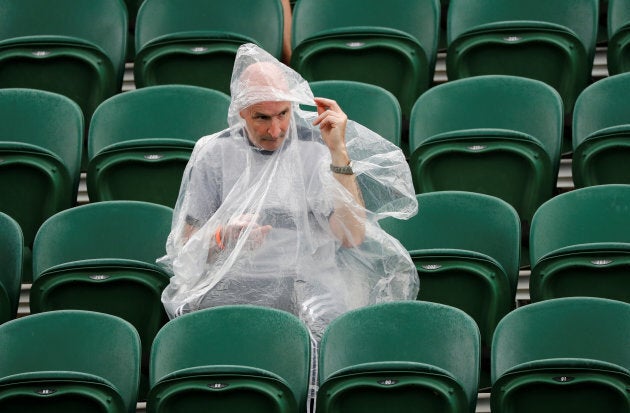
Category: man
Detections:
[{"x1": 159, "y1": 43, "x2": 419, "y2": 340}]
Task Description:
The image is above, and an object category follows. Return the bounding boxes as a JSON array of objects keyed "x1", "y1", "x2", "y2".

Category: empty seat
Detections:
[
  {"x1": 308, "y1": 80, "x2": 402, "y2": 148},
  {"x1": 317, "y1": 301, "x2": 480, "y2": 413},
  {"x1": 529, "y1": 184, "x2": 630, "y2": 303},
  {"x1": 0, "y1": 212, "x2": 22, "y2": 324},
  {"x1": 30, "y1": 200, "x2": 173, "y2": 398},
  {"x1": 491, "y1": 297, "x2": 630, "y2": 413},
  {"x1": 608, "y1": 0, "x2": 630, "y2": 75},
  {"x1": 0, "y1": 310, "x2": 141, "y2": 413},
  {"x1": 87, "y1": 84, "x2": 230, "y2": 207},
  {"x1": 134, "y1": 0, "x2": 284, "y2": 94},
  {"x1": 408, "y1": 75, "x2": 563, "y2": 257},
  {"x1": 146, "y1": 305, "x2": 311, "y2": 413},
  {"x1": 0, "y1": 88, "x2": 83, "y2": 282},
  {"x1": 291, "y1": 0, "x2": 440, "y2": 118},
  {"x1": 0, "y1": 0, "x2": 127, "y2": 121},
  {"x1": 379, "y1": 191, "x2": 520, "y2": 389},
  {"x1": 447, "y1": 0, "x2": 599, "y2": 116},
  {"x1": 572, "y1": 72, "x2": 630, "y2": 187}
]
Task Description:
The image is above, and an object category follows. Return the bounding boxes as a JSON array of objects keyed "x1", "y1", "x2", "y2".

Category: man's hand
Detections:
[
  {"x1": 222, "y1": 214, "x2": 272, "y2": 250},
  {"x1": 312, "y1": 97, "x2": 350, "y2": 166}
]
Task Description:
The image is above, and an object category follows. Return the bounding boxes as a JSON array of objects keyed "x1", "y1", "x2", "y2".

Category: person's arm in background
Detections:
[
  {"x1": 312, "y1": 97, "x2": 366, "y2": 247},
  {"x1": 281, "y1": 0, "x2": 292, "y2": 64}
]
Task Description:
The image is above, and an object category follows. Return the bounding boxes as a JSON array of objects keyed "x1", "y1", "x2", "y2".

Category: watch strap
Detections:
[{"x1": 330, "y1": 161, "x2": 354, "y2": 175}]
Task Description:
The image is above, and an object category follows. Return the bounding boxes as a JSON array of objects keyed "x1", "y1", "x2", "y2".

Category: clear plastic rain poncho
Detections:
[{"x1": 158, "y1": 43, "x2": 419, "y2": 340}]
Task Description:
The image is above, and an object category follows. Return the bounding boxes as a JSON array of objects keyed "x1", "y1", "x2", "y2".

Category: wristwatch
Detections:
[{"x1": 330, "y1": 160, "x2": 354, "y2": 175}]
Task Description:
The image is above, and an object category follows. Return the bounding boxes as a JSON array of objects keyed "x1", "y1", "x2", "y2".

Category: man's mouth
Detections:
[{"x1": 262, "y1": 134, "x2": 285, "y2": 141}]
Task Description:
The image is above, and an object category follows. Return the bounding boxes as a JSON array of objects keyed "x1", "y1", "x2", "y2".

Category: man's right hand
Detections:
[{"x1": 222, "y1": 214, "x2": 272, "y2": 250}]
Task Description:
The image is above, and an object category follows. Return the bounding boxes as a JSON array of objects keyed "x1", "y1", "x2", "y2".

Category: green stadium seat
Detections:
[
  {"x1": 317, "y1": 301, "x2": 480, "y2": 413},
  {"x1": 134, "y1": 0, "x2": 284, "y2": 94},
  {"x1": 491, "y1": 297, "x2": 630, "y2": 413},
  {"x1": 0, "y1": 88, "x2": 83, "y2": 282},
  {"x1": 447, "y1": 0, "x2": 599, "y2": 116},
  {"x1": 291, "y1": 0, "x2": 440, "y2": 118},
  {"x1": 0, "y1": 212, "x2": 22, "y2": 324},
  {"x1": 308, "y1": 80, "x2": 402, "y2": 148},
  {"x1": 529, "y1": 184, "x2": 630, "y2": 303},
  {"x1": 87, "y1": 85, "x2": 230, "y2": 207},
  {"x1": 146, "y1": 305, "x2": 311, "y2": 413},
  {"x1": 0, "y1": 0, "x2": 127, "y2": 122},
  {"x1": 30, "y1": 200, "x2": 173, "y2": 399},
  {"x1": 408, "y1": 75, "x2": 563, "y2": 262},
  {"x1": 379, "y1": 191, "x2": 520, "y2": 389},
  {"x1": 572, "y1": 73, "x2": 630, "y2": 187},
  {"x1": 608, "y1": 0, "x2": 630, "y2": 75},
  {"x1": 0, "y1": 310, "x2": 141, "y2": 413}
]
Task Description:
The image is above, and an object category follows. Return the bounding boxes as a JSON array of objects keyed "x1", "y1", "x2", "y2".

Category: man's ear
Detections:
[{"x1": 239, "y1": 108, "x2": 247, "y2": 119}]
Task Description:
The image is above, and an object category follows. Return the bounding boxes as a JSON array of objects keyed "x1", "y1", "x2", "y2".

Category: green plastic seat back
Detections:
[
  {"x1": 134, "y1": 0, "x2": 283, "y2": 92},
  {"x1": 572, "y1": 72, "x2": 630, "y2": 187},
  {"x1": 530, "y1": 185, "x2": 630, "y2": 264},
  {"x1": 292, "y1": 0, "x2": 439, "y2": 53},
  {"x1": 88, "y1": 85, "x2": 229, "y2": 156},
  {"x1": 308, "y1": 80, "x2": 402, "y2": 147},
  {"x1": 87, "y1": 85, "x2": 230, "y2": 206},
  {"x1": 529, "y1": 184, "x2": 630, "y2": 302},
  {"x1": 291, "y1": 0, "x2": 440, "y2": 116},
  {"x1": 0, "y1": 310, "x2": 141, "y2": 413},
  {"x1": 0, "y1": 0, "x2": 127, "y2": 74},
  {"x1": 447, "y1": 0, "x2": 598, "y2": 114},
  {"x1": 447, "y1": 0, "x2": 598, "y2": 53},
  {"x1": 0, "y1": 213, "x2": 22, "y2": 324},
  {"x1": 318, "y1": 301, "x2": 480, "y2": 413},
  {"x1": 0, "y1": 88, "x2": 83, "y2": 246},
  {"x1": 491, "y1": 297, "x2": 630, "y2": 412},
  {"x1": 30, "y1": 199, "x2": 173, "y2": 321},
  {"x1": 33, "y1": 200, "x2": 172, "y2": 275},
  {"x1": 608, "y1": 0, "x2": 630, "y2": 74},
  {"x1": 409, "y1": 75, "x2": 563, "y2": 226},
  {"x1": 380, "y1": 191, "x2": 520, "y2": 291},
  {"x1": 0, "y1": 0, "x2": 127, "y2": 119},
  {"x1": 149, "y1": 305, "x2": 311, "y2": 411}
]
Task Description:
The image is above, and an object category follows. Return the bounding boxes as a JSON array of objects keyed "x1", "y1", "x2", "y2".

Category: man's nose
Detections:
[{"x1": 268, "y1": 118, "x2": 283, "y2": 137}]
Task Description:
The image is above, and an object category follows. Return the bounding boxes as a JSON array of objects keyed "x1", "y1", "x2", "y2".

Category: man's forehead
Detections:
[{"x1": 248, "y1": 101, "x2": 291, "y2": 115}]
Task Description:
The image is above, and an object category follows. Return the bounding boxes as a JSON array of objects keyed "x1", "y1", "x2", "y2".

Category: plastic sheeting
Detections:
[{"x1": 158, "y1": 43, "x2": 419, "y2": 340}]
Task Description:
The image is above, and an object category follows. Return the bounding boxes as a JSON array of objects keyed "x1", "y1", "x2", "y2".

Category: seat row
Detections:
[
  {"x1": 1, "y1": 0, "x2": 630, "y2": 124},
  {"x1": 0, "y1": 298, "x2": 628, "y2": 413},
  {"x1": 2, "y1": 71, "x2": 629, "y2": 272},
  {"x1": 0, "y1": 185, "x2": 628, "y2": 392}
]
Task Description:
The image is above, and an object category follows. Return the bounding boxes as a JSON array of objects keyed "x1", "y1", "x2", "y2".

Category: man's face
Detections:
[{"x1": 240, "y1": 101, "x2": 291, "y2": 152}]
